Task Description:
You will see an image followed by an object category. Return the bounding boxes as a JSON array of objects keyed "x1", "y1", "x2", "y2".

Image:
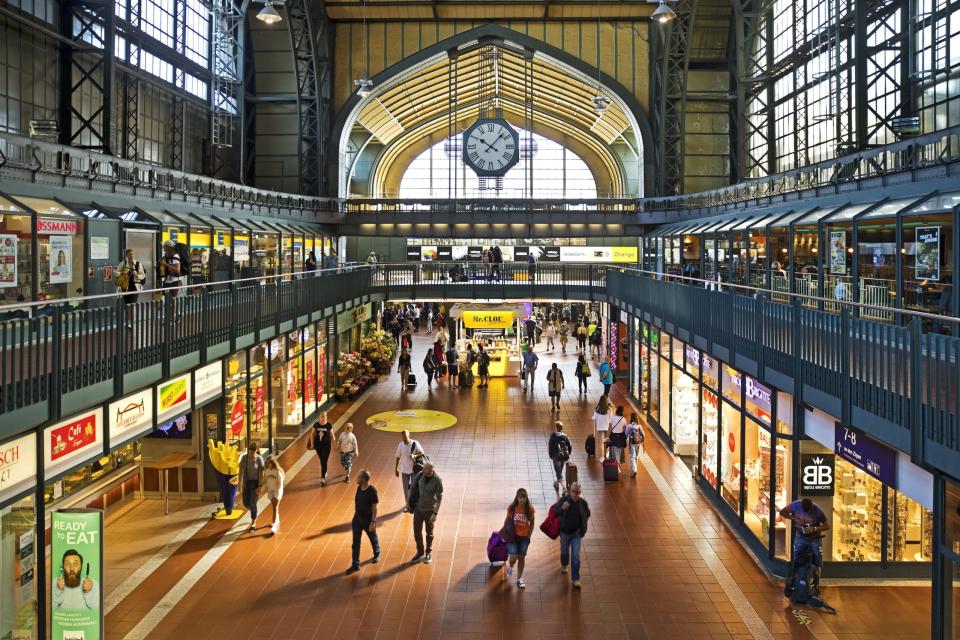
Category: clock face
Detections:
[{"x1": 462, "y1": 119, "x2": 520, "y2": 177}]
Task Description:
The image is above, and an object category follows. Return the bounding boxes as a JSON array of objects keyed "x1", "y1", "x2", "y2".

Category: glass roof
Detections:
[
  {"x1": 72, "y1": 204, "x2": 110, "y2": 219},
  {"x1": 825, "y1": 203, "x2": 872, "y2": 222},
  {"x1": 860, "y1": 197, "x2": 919, "y2": 219},
  {"x1": 14, "y1": 197, "x2": 77, "y2": 217},
  {"x1": 793, "y1": 206, "x2": 837, "y2": 226},
  {"x1": 0, "y1": 195, "x2": 26, "y2": 213},
  {"x1": 907, "y1": 192, "x2": 960, "y2": 214},
  {"x1": 174, "y1": 211, "x2": 213, "y2": 229},
  {"x1": 715, "y1": 218, "x2": 742, "y2": 232},
  {"x1": 731, "y1": 214, "x2": 765, "y2": 230},
  {"x1": 143, "y1": 208, "x2": 188, "y2": 225}
]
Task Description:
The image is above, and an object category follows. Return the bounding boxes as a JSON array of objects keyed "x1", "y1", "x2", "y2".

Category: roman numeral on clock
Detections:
[
  {"x1": 502, "y1": 152, "x2": 512, "y2": 160},
  {"x1": 469, "y1": 151, "x2": 479, "y2": 161}
]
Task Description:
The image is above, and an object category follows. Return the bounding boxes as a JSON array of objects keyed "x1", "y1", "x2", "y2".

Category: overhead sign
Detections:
[
  {"x1": 461, "y1": 310, "x2": 516, "y2": 329},
  {"x1": 0, "y1": 433, "x2": 37, "y2": 502},
  {"x1": 44, "y1": 408, "x2": 104, "y2": 478},
  {"x1": 800, "y1": 453, "x2": 835, "y2": 496},
  {"x1": 194, "y1": 361, "x2": 223, "y2": 405},
  {"x1": 51, "y1": 509, "x2": 103, "y2": 640},
  {"x1": 108, "y1": 390, "x2": 154, "y2": 445},
  {"x1": 835, "y1": 422, "x2": 897, "y2": 487},
  {"x1": 156, "y1": 374, "x2": 191, "y2": 424}
]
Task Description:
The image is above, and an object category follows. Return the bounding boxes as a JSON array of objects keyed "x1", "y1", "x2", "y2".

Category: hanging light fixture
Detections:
[
  {"x1": 353, "y1": 0, "x2": 373, "y2": 98},
  {"x1": 652, "y1": 1, "x2": 676, "y2": 23},
  {"x1": 256, "y1": 1, "x2": 282, "y2": 24}
]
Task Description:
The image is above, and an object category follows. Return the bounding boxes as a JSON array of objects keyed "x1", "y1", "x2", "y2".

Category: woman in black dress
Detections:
[{"x1": 310, "y1": 411, "x2": 334, "y2": 485}]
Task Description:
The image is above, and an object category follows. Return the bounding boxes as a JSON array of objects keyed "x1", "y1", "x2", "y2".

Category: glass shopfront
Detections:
[
  {"x1": 0, "y1": 495, "x2": 36, "y2": 640},
  {"x1": 15, "y1": 197, "x2": 86, "y2": 303},
  {"x1": 0, "y1": 195, "x2": 33, "y2": 306}
]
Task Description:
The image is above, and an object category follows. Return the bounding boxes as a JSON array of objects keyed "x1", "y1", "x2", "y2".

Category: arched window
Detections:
[{"x1": 398, "y1": 129, "x2": 597, "y2": 199}]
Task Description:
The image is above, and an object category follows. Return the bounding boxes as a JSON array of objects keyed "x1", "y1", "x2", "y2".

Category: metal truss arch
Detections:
[{"x1": 285, "y1": 0, "x2": 324, "y2": 196}]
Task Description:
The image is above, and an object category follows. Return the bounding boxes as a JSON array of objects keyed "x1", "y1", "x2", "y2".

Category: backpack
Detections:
[
  {"x1": 174, "y1": 242, "x2": 192, "y2": 274},
  {"x1": 580, "y1": 362, "x2": 591, "y2": 377},
  {"x1": 115, "y1": 266, "x2": 130, "y2": 292},
  {"x1": 557, "y1": 435, "x2": 571, "y2": 461}
]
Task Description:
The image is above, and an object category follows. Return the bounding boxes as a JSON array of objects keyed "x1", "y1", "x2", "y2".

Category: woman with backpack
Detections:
[
  {"x1": 626, "y1": 413, "x2": 646, "y2": 478},
  {"x1": 500, "y1": 488, "x2": 535, "y2": 589},
  {"x1": 606, "y1": 406, "x2": 628, "y2": 472},
  {"x1": 575, "y1": 354, "x2": 591, "y2": 394},
  {"x1": 548, "y1": 421, "x2": 572, "y2": 490},
  {"x1": 592, "y1": 395, "x2": 612, "y2": 460}
]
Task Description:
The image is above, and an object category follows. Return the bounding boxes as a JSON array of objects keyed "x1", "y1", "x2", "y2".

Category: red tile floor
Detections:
[{"x1": 103, "y1": 334, "x2": 931, "y2": 640}]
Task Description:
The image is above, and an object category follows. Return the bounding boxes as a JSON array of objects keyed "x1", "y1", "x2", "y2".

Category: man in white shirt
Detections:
[
  {"x1": 394, "y1": 429, "x2": 423, "y2": 512},
  {"x1": 52, "y1": 549, "x2": 99, "y2": 610}
]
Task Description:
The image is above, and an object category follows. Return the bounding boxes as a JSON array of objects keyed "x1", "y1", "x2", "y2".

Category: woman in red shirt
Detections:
[{"x1": 501, "y1": 488, "x2": 536, "y2": 589}]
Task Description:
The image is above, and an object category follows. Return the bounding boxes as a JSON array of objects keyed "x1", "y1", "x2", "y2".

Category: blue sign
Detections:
[{"x1": 834, "y1": 422, "x2": 897, "y2": 487}]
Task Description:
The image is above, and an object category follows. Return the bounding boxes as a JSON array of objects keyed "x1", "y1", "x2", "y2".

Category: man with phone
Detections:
[
  {"x1": 779, "y1": 497, "x2": 830, "y2": 567},
  {"x1": 53, "y1": 549, "x2": 99, "y2": 609}
]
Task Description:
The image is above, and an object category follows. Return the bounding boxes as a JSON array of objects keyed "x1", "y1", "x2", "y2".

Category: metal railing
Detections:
[{"x1": 0, "y1": 265, "x2": 370, "y2": 430}]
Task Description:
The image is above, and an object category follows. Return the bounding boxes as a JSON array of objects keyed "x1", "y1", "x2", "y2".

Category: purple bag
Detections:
[{"x1": 487, "y1": 531, "x2": 509, "y2": 564}]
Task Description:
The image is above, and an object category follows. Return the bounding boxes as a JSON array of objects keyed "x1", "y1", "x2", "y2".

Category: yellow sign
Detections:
[
  {"x1": 159, "y1": 377, "x2": 188, "y2": 410},
  {"x1": 611, "y1": 246, "x2": 639, "y2": 263},
  {"x1": 366, "y1": 410, "x2": 457, "y2": 433},
  {"x1": 462, "y1": 310, "x2": 516, "y2": 329}
]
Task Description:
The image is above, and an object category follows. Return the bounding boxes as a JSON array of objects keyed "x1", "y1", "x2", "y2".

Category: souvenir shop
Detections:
[{"x1": 628, "y1": 316, "x2": 934, "y2": 577}]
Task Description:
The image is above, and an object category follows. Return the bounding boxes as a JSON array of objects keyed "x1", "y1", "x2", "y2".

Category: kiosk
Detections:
[{"x1": 450, "y1": 303, "x2": 524, "y2": 377}]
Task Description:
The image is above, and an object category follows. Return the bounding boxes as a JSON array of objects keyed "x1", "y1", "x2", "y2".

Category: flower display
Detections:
[{"x1": 361, "y1": 329, "x2": 398, "y2": 374}]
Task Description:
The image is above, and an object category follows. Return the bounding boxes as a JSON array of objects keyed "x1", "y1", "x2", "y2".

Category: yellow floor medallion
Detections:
[{"x1": 366, "y1": 409, "x2": 457, "y2": 433}]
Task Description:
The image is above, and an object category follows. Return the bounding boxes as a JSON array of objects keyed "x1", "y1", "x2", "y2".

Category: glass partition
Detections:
[
  {"x1": 857, "y1": 199, "x2": 914, "y2": 320},
  {"x1": 792, "y1": 208, "x2": 833, "y2": 302},
  {"x1": 903, "y1": 207, "x2": 953, "y2": 327},
  {"x1": 823, "y1": 204, "x2": 871, "y2": 309}
]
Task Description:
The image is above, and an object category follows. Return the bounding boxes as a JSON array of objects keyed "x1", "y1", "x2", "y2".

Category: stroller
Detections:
[{"x1": 783, "y1": 524, "x2": 837, "y2": 614}]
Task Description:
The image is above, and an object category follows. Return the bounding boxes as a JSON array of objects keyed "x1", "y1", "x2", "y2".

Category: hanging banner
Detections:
[
  {"x1": 318, "y1": 350, "x2": 327, "y2": 398},
  {"x1": 51, "y1": 509, "x2": 103, "y2": 640},
  {"x1": 915, "y1": 226, "x2": 941, "y2": 281},
  {"x1": 461, "y1": 310, "x2": 516, "y2": 329},
  {"x1": 829, "y1": 231, "x2": 847, "y2": 275},
  {"x1": 49, "y1": 235, "x2": 73, "y2": 284},
  {"x1": 254, "y1": 384, "x2": 266, "y2": 422},
  {"x1": 0, "y1": 234, "x2": 18, "y2": 288},
  {"x1": 305, "y1": 359, "x2": 315, "y2": 404}
]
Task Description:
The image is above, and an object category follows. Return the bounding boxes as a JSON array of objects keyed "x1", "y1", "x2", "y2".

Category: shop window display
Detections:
[
  {"x1": 775, "y1": 437, "x2": 793, "y2": 560},
  {"x1": 648, "y1": 348, "x2": 660, "y2": 422},
  {"x1": 658, "y1": 356, "x2": 671, "y2": 433},
  {"x1": 947, "y1": 479, "x2": 960, "y2": 556},
  {"x1": 701, "y1": 388, "x2": 719, "y2": 489},
  {"x1": 44, "y1": 441, "x2": 141, "y2": 505},
  {"x1": 249, "y1": 345, "x2": 269, "y2": 446},
  {"x1": 0, "y1": 496, "x2": 36, "y2": 640},
  {"x1": 721, "y1": 400, "x2": 743, "y2": 512},
  {"x1": 224, "y1": 350, "x2": 249, "y2": 450},
  {"x1": 953, "y1": 563, "x2": 960, "y2": 639},
  {"x1": 0, "y1": 197, "x2": 32, "y2": 305},
  {"x1": 888, "y1": 492, "x2": 933, "y2": 562},
  {"x1": 672, "y1": 370, "x2": 699, "y2": 455},
  {"x1": 833, "y1": 455, "x2": 884, "y2": 562},
  {"x1": 776, "y1": 391, "x2": 793, "y2": 434},
  {"x1": 744, "y1": 419, "x2": 787, "y2": 553}
]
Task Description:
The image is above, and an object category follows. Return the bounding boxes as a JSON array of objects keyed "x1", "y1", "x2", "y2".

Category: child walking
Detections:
[
  {"x1": 263, "y1": 456, "x2": 285, "y2": 533},
  {"x1": 338, "y1": 422, "x2": 359, "y2": 483}
]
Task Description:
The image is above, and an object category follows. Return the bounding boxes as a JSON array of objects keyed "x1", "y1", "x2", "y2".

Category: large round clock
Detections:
[{"x1": 462, "y1": 118, "x2": 520, "y2": 177}]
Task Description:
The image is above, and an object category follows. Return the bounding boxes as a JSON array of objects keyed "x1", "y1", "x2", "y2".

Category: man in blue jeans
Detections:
[
  {"x1": 238, "y1": 442, "x2": 264, "y2": 532},
  {"x1": 557, "y1": 482, "x2": 591, "y2": 589},
  {"x1": 346, "y1": 469, "x2": 380, "y2": 575},
  {"x1": 779, "y1": 497, "x2": 829, "y2": 594}
]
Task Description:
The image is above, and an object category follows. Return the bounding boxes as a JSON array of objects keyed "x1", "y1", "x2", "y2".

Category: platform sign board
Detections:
[
  {"x1": 51, "y1": 509, "x2": 103, "y2": 640},
  {"x1": 835, "y1": 422, "x2": 897, "y2": 487}
]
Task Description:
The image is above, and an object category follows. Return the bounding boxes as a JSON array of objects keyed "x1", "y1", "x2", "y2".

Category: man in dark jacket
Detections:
[
  {"x1": 548, "y1": 421, "x2": 572, "y2": 490},
  {"x1": 557, "y1": 482, "x2": 590, "y2": 589},
  {"x1": 423, "y1": 348, "x2": 439, "y2": 387},
  {"x1": 408, "y1": 461, "x2": 443, "y2": 564}
]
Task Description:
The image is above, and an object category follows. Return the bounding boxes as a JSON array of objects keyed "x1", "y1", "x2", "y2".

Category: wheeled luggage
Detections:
[
  {"x1": 602, "y1": 458, "x2": 620, "y2": 482},
  {"x1": 585, "y1": 434, "x2": 596, "y2": 457},
  {"x1": 407, "y1": 373, "x2": 417, "y2": 387},
  {"x1": 564, "y1": 461, "x2": 578, "y2": 487},
  {"x1": 487, "y1": 531, "x2": 508, "y2": 565},
  {"x1": 458, "y1": 370, "x2": 468, "y2": 387}
]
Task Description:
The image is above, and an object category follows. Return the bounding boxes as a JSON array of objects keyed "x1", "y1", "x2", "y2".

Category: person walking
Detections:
[
  {"x1": 426, "y1": 307, "x2": 434, "y2": 333},
  {"x1": 445, "y1": 343, "x2": 459, "y2": 388},
  {"x1": 338, "y1": 423, "x2": 359, "y2": 483},
  {"x1": 544, "y1": 321, "x2": 557, "y2": 351},
  {"x1": 398, "y1": 348, "x2": 412, "y2": 389},
  {"x1": 408, "y1": 461, "x2": 443, "y2": 564},
  {"x1": 345, "y1": 469, "x2": 380, "y2": 574},
  {"x1": 521, "y1": 345, "x2": 539, "y2": 392},
  {"x1": 527, "y1": 250, "x2": 537, "y2": 282},
  {"x1": 548, "y1": 421, "x2": 572, "y2": 490},
  {"x1": 590, "y1": 327, "x2": 603, "y2": 360},
  {"x1": 491, "y1": 244, "x2": 502, "y2": 281},
  {"x1": 524, "y1": 315, "x2": 537, "y2": 345},
  {"x1": 325, "y1": 247, "x2": 338, "y2": 271},
  {"x1": 557, "y1": 482, "x2": 591, "y2": 589},
  {"x1": 477, "y1": 345, "x2": 491, "y2": 388},
  {"x1": 423, "y1": 348, "x2": 439, "y2": 387},
  {"x1": 395, "y1": 429, "x2": 425, "y2": 511},
  {"x1": 599, "y1": 356, "x2": 615, "y2": 396},
  {"x1": 626, "y1": 412, "x2": 646, "y2": 478},
  {"x1": 412, "y1": 305, "x2": 421, "y2": 332},
  {"x1": 575, "y1": 354, "x2": 591, "y2": 394},
  {"x1": 238, "y1": 442, "x2": 264, "y2": 531},
  {"x1": 559, "y1": 320, "x2": 570, "y2": 353},
  {"x1": 501, "y1": 488, "x2": 535, "y2": 589},
  {"x1": 576, "y1": 322, "x2": 588, "y2": 353},
  {"x1": 263, "y1": 456, "x2": 285, "y2": 534},
  {"x1": 546, "y1": 363, "x2": 565, "y2": 411},
  {"x1": 116, "y1": 248, "x2": 146, "y2": 328},
  {"x1": 305, "y1": 250, "x2": 318, "y2": 273},
  {"x1": 607, "y1": 406, "x2": 628, "y2": 472},
  {"x1": 592, "y1": 395, "x2": 611, "y2": 460},
  {"x1": 309, "y1": 412, "x2": 334, "y2": 486}
]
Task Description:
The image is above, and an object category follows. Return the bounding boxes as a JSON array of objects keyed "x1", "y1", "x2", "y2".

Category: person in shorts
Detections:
[
  {"x1": 338, "y1": 423, "x2": 359, "y2": 483},
  {"x1": 263, "y1": 456, "x2": 285, "y2": 534},
  {"x1": 502, "y1": 488, "x2": 535, "y2": 589},
  {"x1": 477, "y1": 344, "x2": 491, "y2": 388}
]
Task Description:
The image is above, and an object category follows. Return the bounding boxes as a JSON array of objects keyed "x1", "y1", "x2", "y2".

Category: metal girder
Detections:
[
  {"x1": 286, "y1": 0, "x2": 323, "y2": 195},
  {"x1": 122, "y1": 75, "x2": 140, "y2": 160},
  {"x1": 651, "y1": 0, "x2": 695, "y2": 196},
  {"x1": 211, "y1": 0, "x2": 244, "y2": 180},
  {"x1": 58, "y1": 0, "x2": 116, "y2": 153},
  {"x1": 732, "y1": 0, "x2": 775, "y2": 178}
]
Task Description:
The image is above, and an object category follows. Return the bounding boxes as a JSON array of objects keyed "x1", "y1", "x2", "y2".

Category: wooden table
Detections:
[{"x1": 147, "y1": 452, "x2": 196, "y2": 515}]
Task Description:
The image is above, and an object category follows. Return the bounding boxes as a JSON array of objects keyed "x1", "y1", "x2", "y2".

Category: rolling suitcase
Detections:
[
  {"x1": 407, "y1": 373, "x2": 417, "y2": 387},
  {"x1": 564, "y1": 461, "x2": 578, "y2": 487},
  {"x1": 585, "y1": 434, "x2": 596, "y2": 457},
  {"x1": 602, "y1": 456, "x2": 620, "y2": 482},
  {"x1": 458, "y1": 370, "x2": 468, "y2": 387},
  {"x1": 440, "y1": 363, "x2": 448, "y2": 376},
  {"x1": 487, "y1": 531, "x2": 508, "y2": 566}
]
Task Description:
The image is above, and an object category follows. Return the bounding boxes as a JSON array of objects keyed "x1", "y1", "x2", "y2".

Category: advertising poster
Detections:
[
  {"x1": 254, "y1": 384, "x2": 266, "y2": 422},
  {"x1": 829, "y1": 230, "x2": 847, "y2": 275},
  {"x1": 50, "y1": 235, "x2": 73, "y2": 284},
  {"x1": 230, "y1": 400, "x2": 245, "y2": 437},
  {"x1": 318, "y1": 350, "x2": 326, "y2": 398},
  {"x1": 420, "y1": 246, "x2": 438, "y2": 262},
  {"x1": 915, "y1": 226, "x2": 941, "y2": 281},
  {"x1": 234, "y1": 237, "x2": 250, "y2": 262},
  {"x1": 437, "y1": 246, "x2": 452, "y2": 261},
  {"x1": 155, "y1": 374, "x2": 191, "y2": 424},
  {"x1": 305, "y1": 359, "x2": 315, "y2": 404},
  {"x1": 51, "y1": 509, "x2": 103, "y2": 640},
  {"x1": 0, "y1": 234, "x2": 18, "y2": 288},
  {"x1": 406, "y1": 246, "x2": 421, "y2": 261}
]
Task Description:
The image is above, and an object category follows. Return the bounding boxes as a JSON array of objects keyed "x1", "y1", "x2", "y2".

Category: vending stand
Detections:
[{"x1": 450, "y1": 303, "x2": 524, "y2": 377}]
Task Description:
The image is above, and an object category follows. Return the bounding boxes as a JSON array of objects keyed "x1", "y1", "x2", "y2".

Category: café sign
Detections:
[{"x1": 44, "y1": 408, "x2": 104, "y2": 477}]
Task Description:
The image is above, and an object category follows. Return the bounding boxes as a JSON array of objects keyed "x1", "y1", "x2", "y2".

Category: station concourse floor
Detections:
[{"x1": 102, "y1": 333, "x2": 930, "y2": 640}]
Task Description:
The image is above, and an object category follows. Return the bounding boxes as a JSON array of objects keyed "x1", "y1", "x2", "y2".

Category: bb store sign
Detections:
[{"x1": 800, "y1": 453, "x2": 835, "y2": 496}]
